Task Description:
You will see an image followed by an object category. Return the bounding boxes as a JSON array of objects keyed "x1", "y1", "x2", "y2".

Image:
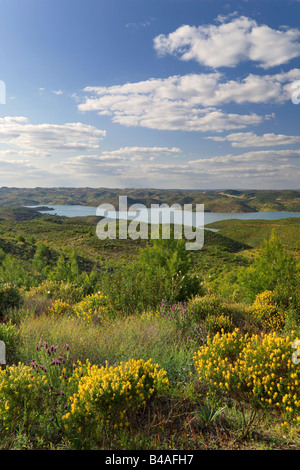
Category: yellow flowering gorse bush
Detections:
[
  {"x1": 47, "y1": 299, "x2": 72, "y2": 316},
  {"x1": 72, "y1": 292, "x2": 107, "y2": 324},
  {"x1": 247, "y1": 290, "x2": 285, "y2": 332},
  {"x1": 63, "y1": 358, "x2": 169, "y2": 432},
  {"x1": 193, "y1": 328, "x2": 300, "y2": 425},
  {"x1": 0, "y1": 363, "x2": 48, "y2": 429},
  {"x1": 46, "y1": 292, "x2": 108, "y2": 325}
]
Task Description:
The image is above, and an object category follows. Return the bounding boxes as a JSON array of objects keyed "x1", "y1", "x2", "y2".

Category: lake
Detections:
[{"x1": 26, "y1": 204, "x2": 300, "y2": 227}]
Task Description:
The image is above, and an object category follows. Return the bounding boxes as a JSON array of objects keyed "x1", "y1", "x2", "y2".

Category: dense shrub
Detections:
[
  {"x1": 0, "y1": 255, "x2": 31, "y2": 288},
  {"x1": 47, "y1": 298, "x2": 73, "y2": 317},
  {"x1": 204, "y1": 314, "x2": 234, "y2": 335},
  {"x1": 0, "y1": 363, "x2": 48, "y2": 432},
  {"x1": 97, "y1": 262, "x2": 178, "y2": 317},
  {"x1": 236, "y1": 230, "x2": 298, "y2": 302},
  {"x1": 0, "y1": 342, "x2": 78, "y2": 437},
  {"x1": 72, "y1": 292, "x2": 107, "y2": 324},
  {"x1": 0, "y1": 283, "x2": 23, "y2": 317},
  {"x1": 24, "y1": 280, "x2": 86, "y2": 304},
  {"x1": 187, "y1": 294, "x2": 244, "y2": 323},
  {"x1": 62, "y1": 358, "x2": 169, "y2": 436},
  {"x1": 247, "y1": 290, "x2": 286, "y2": 332},
  {"x1": 139, "y1": 237, "x2": 204, "y2": 302},
  {"x1": 193, "y1": 329, "x2": 300, "y2": 426}
]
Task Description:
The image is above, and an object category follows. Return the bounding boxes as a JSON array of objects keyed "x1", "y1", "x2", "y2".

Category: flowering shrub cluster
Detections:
[
  {"x1": 247, "y1": 290, "x2": 286, "y2": 332},
  {"x1": 193, "y1": 328, "x2": 300, "y2": 425},
  {"x1": 204, "y1": 313, "x2": 234, "y2": 335},
  {"x1": 0, "y1": 341, "x2": 74, "y2": 435},
  {"x1": 71, "y1": 292, "x2": 107, "y2": 325},
  {"x1": 47, "y1": 299, "x2": 72, "y2": 316},
  {"x1": 46, "y1": 292, "x2": 107, "y2": 325},
  {"x1": 0, "y1": 362, "x2": 48, "y2": 431},
  {"x1": 62, "y1": 358, "x2": 169, "y2": 434},
  {"x1": 0, "y1": 340, "x2": 169, "y2": 442},
  {"x1": 24, "y1": 280, "x2": 86, "y2": 303}
]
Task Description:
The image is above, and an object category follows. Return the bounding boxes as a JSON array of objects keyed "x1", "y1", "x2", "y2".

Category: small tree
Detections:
[
  {"x1": 0, "y1": 254, "x2": 30, "y2": 288},
  {"x1": 32, "y1": 242, "x2": 52, "y2": 278},
  {"x1": 139, "y1": 231, "x2": 202, "y2": 302},
  {"x1": 236, "y1": 230, "x2": 298, "y2": 303},
  {"x1": 48, "y1": 255, "x2": 69, "y2": 282}
]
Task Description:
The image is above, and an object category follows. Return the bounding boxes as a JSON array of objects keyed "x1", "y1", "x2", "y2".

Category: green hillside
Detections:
[
  {"x1": 207, "y1": 217, "x2": 300, "y2": 254},
  {"x1": 0, "y1": 187, "x2": 299, "y2": 212}
]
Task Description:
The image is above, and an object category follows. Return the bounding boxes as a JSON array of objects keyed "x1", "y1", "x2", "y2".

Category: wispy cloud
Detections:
[
  {"x1": 206, "y1": 132, "x2": 300, "y2": 148},
  {"x1": 54, "y1": 147, "x2": 300, "y2": 189},
  {"x1": 57, "y1": 146, "x2": 181, "y2": 169},
  {"x1": 0, "y1": 116, "x2": 106, "y2": 153},
  {"x1": 125, "y1": 17, "x2": 156, "y2": 29}
]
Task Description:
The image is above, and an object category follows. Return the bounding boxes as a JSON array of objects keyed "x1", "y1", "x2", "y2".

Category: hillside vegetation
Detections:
[
  {"x1": 0, "y1": 208, "x2": 299, "y2": 450},
  {"x1": 0, "y1": 187, "x2": 299, "y2": 212}
]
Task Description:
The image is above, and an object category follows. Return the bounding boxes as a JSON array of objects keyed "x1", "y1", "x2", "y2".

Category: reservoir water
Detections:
[{"x1": 27, "y1": 204, "x2": 300, "y2": 227}]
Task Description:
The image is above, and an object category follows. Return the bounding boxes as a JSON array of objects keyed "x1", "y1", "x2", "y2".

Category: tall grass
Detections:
[{"x1": 16, "y1": 312, "x2": 197, "y2": 385}]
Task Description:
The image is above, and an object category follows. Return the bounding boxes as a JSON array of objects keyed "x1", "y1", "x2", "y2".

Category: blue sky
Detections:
[{"x1": 0, "y1": 0, "x2": 300, "y2": 189}]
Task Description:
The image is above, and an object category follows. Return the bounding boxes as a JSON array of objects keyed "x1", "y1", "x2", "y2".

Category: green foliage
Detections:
[
  {"x1": 139, "y1": 237, "x2": 192, "y2": 277},
  {"x1": 97, "y1": 261, "x2": 174, "y2": 317},
  {"x1": 0, "y1": 254, "x2": 31, "y2": 288},
  {"x1": 0, "y1": 188, "x2": 298, "y2": 212},
  {"x1": 0, "y1": 283, "x2": 23, "y2": 316},
  {"x1": 24, "y1": 277, "x2": 96, "y2": 305},
  {"x1": 32, "y1": 242, "x2": 52, "y2": 277},
  {"x1": 204, "y1": 314, "x2": 235, "y2": 335},
  {"x1": 139, "y1": 236, "x2": 203, "y2": 302},
  {"x1": 187, "y1": 294, "x2": 243, "y2": 322},
  {"x1": 231, "y1": 230, "x2": 298, "y2": 303}
]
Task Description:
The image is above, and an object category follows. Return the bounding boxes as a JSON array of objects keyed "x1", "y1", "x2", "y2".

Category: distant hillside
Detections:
[
  {"x1": 207, "y1": 217, "x2": 300, "y2": 254},
  {"x1": 0, "y1": 187, "x2": 299, "y2": 212},
  {"x1": 0, "y1": 206, "x2": 42, "y2": 221}
]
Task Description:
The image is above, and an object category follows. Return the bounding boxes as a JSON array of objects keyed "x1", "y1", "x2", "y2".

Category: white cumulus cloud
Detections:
[
  {"x1": 153, "y1": 16, "x2": 300, "y2": 69},
  {"x1": 78, "y1": 69, "x2": 300, "y2": 132}
]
